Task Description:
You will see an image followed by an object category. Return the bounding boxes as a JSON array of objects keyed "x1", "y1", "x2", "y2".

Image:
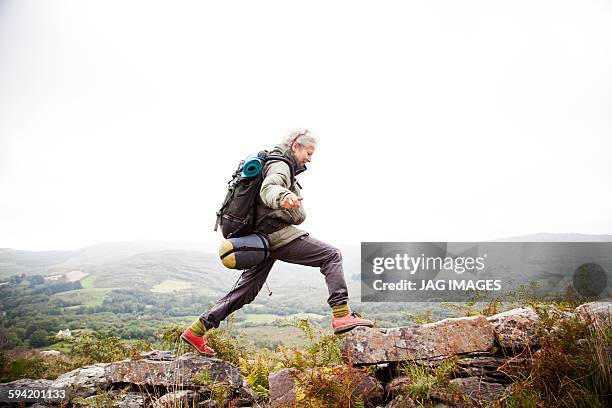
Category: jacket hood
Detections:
[{"x1": 271, "y1": 144, "x2": 307, "y2": 175}]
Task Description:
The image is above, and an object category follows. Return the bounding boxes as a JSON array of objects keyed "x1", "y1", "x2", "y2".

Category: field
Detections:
[
  {"x1": 65, "y1": 270, "x2": 88, "y2": 282},
  {"x1": 151, "y1": 279, "x2": 192, "y2": 293},
  {"x1": 238, "y1": 325, "x2": 311, "y2": 349},
  {"x1": 79, "y1": 274, "x2": 96, "y2": 289},
  {"x1": 51, "y1": 288, "x2": 112, "y2": 307}
]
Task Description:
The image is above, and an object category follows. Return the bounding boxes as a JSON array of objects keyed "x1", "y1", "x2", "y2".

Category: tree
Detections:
[{"x1": 29, "y1": 329, "x2": 51, "y2": 347}]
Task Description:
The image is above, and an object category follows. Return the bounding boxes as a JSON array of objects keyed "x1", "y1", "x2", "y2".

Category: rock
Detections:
[
  {"x1": 342, "y1": 316, "x2": 495, "y2": 365},
  {"x1": 104, "y1": 353, "x2": 253, "y2": 405},
  {"x1": 268, "y1": 368, "x2": 298, "y2": 408},
  {"x1": 575, "y1": 302, "x2": 612, "y2": 328},
  {"x1": 385, "y1": 375, "x2": 413, "y2": 397},
  {"x1": 456, "y1": 354, "x2": 509, "y2": 383},
  {"x1": 113, "y1": 392, "x2": 146, "y2": 408},
  {"x1": 268, "y1": 366, "x2": 383, "y2": 407},
  {"x1": 152, "y1": 390, "x2": 197, "y2": 407},
  {"x1": 50, "y1": 364, "x2": 109, "y2": 398},
  {"x1": 0, "y1": 378, "x2": 53, "y2": 392},
  {"x1": 432, "y1": 377, "x2": 505, "y2": 407},
  {"x1": 488, "y1": 307, "x2": 542, "y2": 350}
]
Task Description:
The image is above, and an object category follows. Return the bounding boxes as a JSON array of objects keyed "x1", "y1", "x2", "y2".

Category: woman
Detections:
[{"x1": 182, "y1": 130, "x2": 373, "y2": 355}]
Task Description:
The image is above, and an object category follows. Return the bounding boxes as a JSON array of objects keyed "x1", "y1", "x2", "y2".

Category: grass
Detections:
[
  {"x1": 39, "y1": 340, "x2": 73, "y2": 354},
  {"x1": 52, "y1": 288, "x2": 112, "y2": 307},
  {"x1": 65, "y1": 270, "x2": 88, "y2": 282},
  {"x1": 238, "y1": 326, "x2": 310, "y2": 348},
  {"x1": 150, "y1": 279, "x2": 192, "y2": 293},
  {"x1": 79, "y1": 274, "x2": 96, "y2": 289},
  {"x1": 242, "y1": 314, "x2": 283, "y2": 324},
  {"x1": 288, "y1": 312, "x2": 325, "y2": 320}
]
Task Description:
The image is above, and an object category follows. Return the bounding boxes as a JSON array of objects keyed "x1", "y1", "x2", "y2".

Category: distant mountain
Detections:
[
  {"x1": 60, "y1": 240, "x2": 208, "y2": 265},
  {"x1": 1, "y1": 234, "x2": 609, "y2": 291},
  {"x1": 0, "y1": 249, "x2": 77, "y2": 278}
]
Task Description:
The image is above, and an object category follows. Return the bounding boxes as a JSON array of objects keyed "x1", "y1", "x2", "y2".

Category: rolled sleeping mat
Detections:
[
  {"x1": 241, "y1": 153, "x2": 265, "y2": 178},
  {"x1": 219, "y1": 233, "x2": 270, "y2": 269}
]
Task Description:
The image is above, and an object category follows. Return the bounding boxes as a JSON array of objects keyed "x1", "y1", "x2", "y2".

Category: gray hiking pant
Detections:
[{"x1": 200, "y1": 234, "x2": 349, "y2": 329}]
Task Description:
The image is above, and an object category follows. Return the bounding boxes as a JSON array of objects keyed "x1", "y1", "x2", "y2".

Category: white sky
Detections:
[{"x1": 0, "y1": 0, "x2": 611, "y2": 251}]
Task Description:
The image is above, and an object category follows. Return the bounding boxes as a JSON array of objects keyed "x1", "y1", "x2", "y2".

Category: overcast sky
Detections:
[{"x1": 1, "y1": 0, "x2": 610, "y2": 251}]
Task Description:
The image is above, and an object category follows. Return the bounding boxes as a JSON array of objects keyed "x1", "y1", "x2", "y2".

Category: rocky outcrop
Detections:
[
  {"x1": 334, "y1": 303, "x2": 611, "y2": 407},
  {"x1": 1, "y1": 351, "x2": 255, "y2": 407},
  {"x1": 341, "y1": 315, "x2": 495, "y2": 365},
  {"x1": 105, "y1": 353, "x2": 245, "y2": 390}
]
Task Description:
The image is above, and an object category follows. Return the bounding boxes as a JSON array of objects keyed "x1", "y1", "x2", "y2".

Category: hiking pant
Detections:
[{"x1": 200, "y1": 234, "x2": 349, "y2": 329}]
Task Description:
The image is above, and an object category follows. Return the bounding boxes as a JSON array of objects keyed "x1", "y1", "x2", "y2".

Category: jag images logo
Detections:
[{"x1": 361, "y1": 242, "x2": 612, "y2": 302}]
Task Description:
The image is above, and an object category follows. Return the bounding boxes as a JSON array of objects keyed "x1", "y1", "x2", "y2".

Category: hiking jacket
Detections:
[{"x1": 256, "y1": 144, "x2": 308, "y2": 250}]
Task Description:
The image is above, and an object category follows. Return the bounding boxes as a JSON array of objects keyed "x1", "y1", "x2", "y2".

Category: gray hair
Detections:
[{"x1": 281, "y1": 129, "x2": 318, "y2": 149}]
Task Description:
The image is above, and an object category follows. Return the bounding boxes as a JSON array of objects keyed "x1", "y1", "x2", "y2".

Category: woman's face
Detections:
[{"x1": 292, "y1": 144, "x2": 315, "y2": 167}]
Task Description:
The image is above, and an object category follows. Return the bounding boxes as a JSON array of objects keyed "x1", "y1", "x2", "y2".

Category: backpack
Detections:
[{"x1": 214, "y1": 150, "x2": 295, "y2": 239}]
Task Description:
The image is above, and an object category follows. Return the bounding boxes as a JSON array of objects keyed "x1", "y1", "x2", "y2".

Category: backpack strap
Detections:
[{"x1": 264, "y1": 154, "x2": 296, "y2": 189}]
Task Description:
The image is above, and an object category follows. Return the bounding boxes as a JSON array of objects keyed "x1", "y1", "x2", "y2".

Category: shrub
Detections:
[
  {"x1": 192, "y1": 370, "x2": 235, "y2": 407},
  {"x1": 240, "y1": 357, "x2": 270, "y2": 399},
  {"x1": 295, "y1": 365, "x2": 374, "y2": 408},
  {"x1": 399, "y1": 357, "x2": 458, "y2": 404},
  {"x1": 69, "y1": 330, "x2": 151, "y2": 364},
  {"x1": 0, "y1": 350, "x2": 84, "y2": 382},
  {"x1": 404, "y1": 310, "x2": 433, "y2": 325},
  {"x1": 499, "y1": 308, "x2": 612, "y2": 408},
  {"x1": 278, "y1": 319, "x2": 342, "y2": 370}
]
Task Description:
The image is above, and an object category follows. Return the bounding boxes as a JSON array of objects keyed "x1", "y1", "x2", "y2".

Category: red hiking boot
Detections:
[
  {"x1": 181, "y1": 327, "x2": 216, "y2": 356},
  {"x1": 332, "y1": 312, "x2": 374, "y2": 334}
]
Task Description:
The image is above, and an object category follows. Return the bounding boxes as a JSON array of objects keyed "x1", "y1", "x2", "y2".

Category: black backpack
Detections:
[{"x1": 214, "y1": 151, "x2": 295, "y2": 239}]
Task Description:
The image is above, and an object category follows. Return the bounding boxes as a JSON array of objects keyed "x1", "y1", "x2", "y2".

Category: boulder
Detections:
[
  {"x1": 268, "y1": 368, "x2": 298, "y2": 408},
  {"x1": 487, "y1": 307, "x2": 542, "y2": 350},
  {"x1": 268, "y1": 366, "x2": 383, "y2": 408},
  {"x1": 104, "y1": 352, "x2": 254, "y2": 405},
  {"x1": 50, "y1": 363, "x2": 109, "y2": 398},
  {"x1": 342, "y1": 316, "x2": 495, "y2": 365}
]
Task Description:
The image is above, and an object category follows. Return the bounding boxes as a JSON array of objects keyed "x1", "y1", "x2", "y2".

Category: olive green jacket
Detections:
[{"x1": 256, "y1": 145, "x2": 308, "y2": 250}]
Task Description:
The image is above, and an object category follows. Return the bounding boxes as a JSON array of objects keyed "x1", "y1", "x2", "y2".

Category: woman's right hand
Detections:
[{"x1": 281, "y1": 193, "x2": 303, "y2": 209}]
